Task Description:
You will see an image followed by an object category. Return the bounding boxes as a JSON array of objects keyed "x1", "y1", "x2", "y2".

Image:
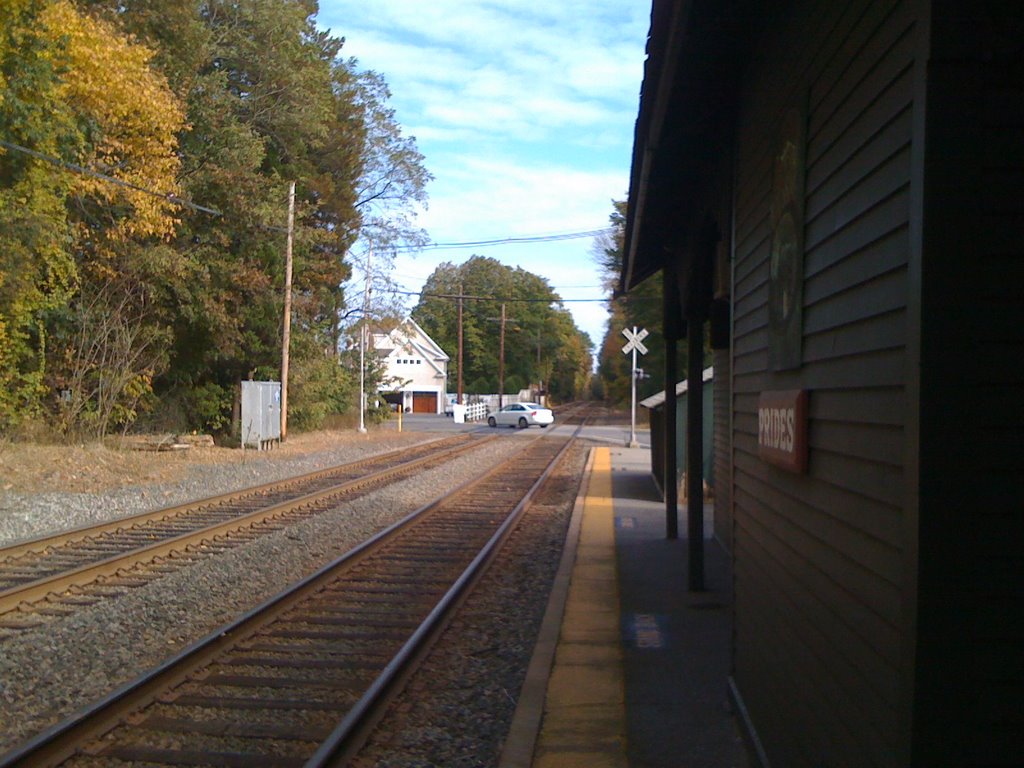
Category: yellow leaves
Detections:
[
  {"x1": 124, "y1": 372, "x2": 154, "y2": 401},
  {"x1": 40, "y1": 0, "x2": 187, "y2": 243}
]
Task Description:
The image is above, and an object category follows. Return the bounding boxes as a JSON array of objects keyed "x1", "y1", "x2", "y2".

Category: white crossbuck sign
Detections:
[
  {"x1": 622, "y1": 327, "x2": 648, "y2": 448},
  {"x1": 622, "y1": 327, "x2": 649, "y2": 356}
]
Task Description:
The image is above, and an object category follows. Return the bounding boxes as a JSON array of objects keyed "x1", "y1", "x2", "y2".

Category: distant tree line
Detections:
[
  {"x1": 411, "y1": 256, "x2": 593, "y2": 403},
  {"x1": 0, "y1": 0, "x2": 429, "y2": 438},
  {"x1": 594, "y1": 200, "x2": 706, "y2": 407}
]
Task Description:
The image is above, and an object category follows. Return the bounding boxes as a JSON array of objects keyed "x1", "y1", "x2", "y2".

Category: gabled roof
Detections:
[
  {"x1": 404, "y1": 317, "x2": 450, "y2": 361},
  {"x1": 370, "y1": 318, "x2": 450, "y2": 379},
  {"x1": 371, "y1": 318, "x2": 450, "y2": 361}
]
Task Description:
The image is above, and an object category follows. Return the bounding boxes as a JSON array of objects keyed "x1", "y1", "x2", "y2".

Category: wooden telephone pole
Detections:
[
  {"x1": 498, "y1": 303, "x2": 506, "y2": 408},
  {"x1": 357, "y1": 246, "x2": 371, "y2": 433},
  {"x1": 280, "y1": 180, "x2": 295, "y2": 442},
  {"x1": 457, "y1": 284, "x2": 464, "y2": 405}
]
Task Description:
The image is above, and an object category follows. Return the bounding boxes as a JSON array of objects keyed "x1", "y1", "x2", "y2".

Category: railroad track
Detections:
[
  {"x1": 0, "y1": 433, "x2": 492, "y2": 631},
  {"x1": 556, "y1": 402, "x2": 593, "y2": 426},
  {"x1": 0, "y1": 429, "x2": 581, "y2": 767}
]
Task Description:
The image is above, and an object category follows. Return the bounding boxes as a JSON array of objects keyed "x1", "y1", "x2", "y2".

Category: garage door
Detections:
[{"x1": 412, "y1": 392, "x2": 437, "y2": 414}]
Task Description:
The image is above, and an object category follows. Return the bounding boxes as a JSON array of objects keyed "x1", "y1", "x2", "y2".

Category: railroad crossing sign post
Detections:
[{"x1": 622, "y1": 326, "x2": 648, "y2": 448}]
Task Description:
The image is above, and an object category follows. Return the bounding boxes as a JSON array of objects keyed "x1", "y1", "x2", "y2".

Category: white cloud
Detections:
[
  {"x1": 317, "y1": 0, "x2": 647, "y2": 350},
  {"x1": 418, "y1": 157, "x2": 624, "y2": 238},
  {"x1": 325, "y1": 2, "x2": 645, "y2": 145},
  {"x1": 337, "y1": 32, "x2": 473, "y2": 90}
]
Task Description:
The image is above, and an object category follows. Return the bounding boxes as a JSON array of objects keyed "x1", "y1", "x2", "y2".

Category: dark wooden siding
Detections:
[
  {"x1": 911, "y1": 5, "x2": 1024, "y2": 763},
  {"x1": 729, "y1": 1, "x2": 919, "y2": 765}
]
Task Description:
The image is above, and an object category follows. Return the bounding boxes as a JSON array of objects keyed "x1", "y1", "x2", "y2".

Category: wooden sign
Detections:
[{"x1": 758, "y1": 390, "x2": 809, "y2": 473}]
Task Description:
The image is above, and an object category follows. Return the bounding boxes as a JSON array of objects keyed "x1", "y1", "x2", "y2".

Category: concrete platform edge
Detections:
[{"x1": 498, "y1": 447, "x2": 596, "y2": 768}]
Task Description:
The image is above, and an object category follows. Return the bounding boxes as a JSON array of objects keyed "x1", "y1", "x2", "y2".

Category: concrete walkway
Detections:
[{"x1": 500, "y1": 445, "x2": 749, "y2": 768}]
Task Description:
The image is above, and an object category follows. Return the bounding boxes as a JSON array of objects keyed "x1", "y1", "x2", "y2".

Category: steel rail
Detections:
[
  {"x1": 308, "y1": 422, "x2": 583, "y2": 766},
  {"x1": 0, "y1": 426, "x2": 584, "y2": 767},
  {"x1": 0, "y1": 434, "x2": 474, "y2": 561},
  {"x1": 0, "y1": 434, "x2": 493, "y2": 617}
]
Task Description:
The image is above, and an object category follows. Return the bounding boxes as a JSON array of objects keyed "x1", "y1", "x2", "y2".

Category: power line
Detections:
[
  {"x1": 393, "y1": 228, "x2": 613, "y2": 252},
  {"x1": 0, "y1": 139, "x2": 223, "y2": 216},
  {"x1": 384, "y1": 288, "x2": 607, "y2": 304},
  {"x1": 2, "y1": 139, "x2": 605, "y2": 247},
  {"x1": 0, "y1": 138, "x2": 300, "y2": 235}
]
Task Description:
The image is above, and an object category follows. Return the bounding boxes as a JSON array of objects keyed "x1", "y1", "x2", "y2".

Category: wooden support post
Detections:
[
  {"x1": 664, "y1": 333, "x2": 679, "y2": 540},
  {"x1": 663, "y1": 262, "x2": 680, "y2": 540},
  {"x1": 687, "y1": 313, "x2": 705, "y2": 590}
]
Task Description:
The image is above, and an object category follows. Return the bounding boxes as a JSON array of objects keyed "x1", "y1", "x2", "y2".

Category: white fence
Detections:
[
  {"x1": 449, "y1": 393, "x2": 537, "y2": 423},
  {"x1": 464, "y1": 402, "x2": 488, "y2": 422}
]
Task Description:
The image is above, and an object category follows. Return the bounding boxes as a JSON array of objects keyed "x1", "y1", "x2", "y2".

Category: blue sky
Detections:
[{"x1": 316, "y1": 1, "x2": 650, "y2": 350}]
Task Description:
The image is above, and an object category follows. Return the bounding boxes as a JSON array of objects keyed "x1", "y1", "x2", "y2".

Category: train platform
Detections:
[{"x1": 500, "y1": 445, "x2": 751, "y2": 768}]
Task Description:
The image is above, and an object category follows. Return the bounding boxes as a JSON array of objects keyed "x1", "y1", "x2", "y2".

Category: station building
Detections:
[{"x1": 622, "y1": 2, "x2": 1023, "y2": 765}]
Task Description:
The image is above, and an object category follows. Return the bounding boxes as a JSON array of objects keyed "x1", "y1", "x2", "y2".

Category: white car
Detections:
[{"x1": 488, "y1": 402, "x2": 554, "y2": 429}]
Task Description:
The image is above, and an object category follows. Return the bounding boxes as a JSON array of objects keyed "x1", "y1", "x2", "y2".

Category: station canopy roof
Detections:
[{"x1": 621, "y1": 0, "x2": 756, "y2": 295}]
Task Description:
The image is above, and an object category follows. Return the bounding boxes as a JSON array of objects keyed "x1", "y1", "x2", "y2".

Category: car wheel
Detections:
[
  {"x1": 540, "y1": 424, "x2": 548, "y2": 428},
  {"x1": 488, "y1": 416, "x2": 496, "y2": 428},
  {"x1": 518, "y1": 417, "x2": 528, "y2": 429}
]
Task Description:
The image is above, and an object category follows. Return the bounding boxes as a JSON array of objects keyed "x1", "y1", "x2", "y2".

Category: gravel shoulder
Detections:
[{"x1": 0, "y1": 428, "x2": 432, "y2": 546}]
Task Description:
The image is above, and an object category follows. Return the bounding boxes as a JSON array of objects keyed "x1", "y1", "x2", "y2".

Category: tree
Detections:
[
  {"x1": 80, "y1": 0, "x2": 430, "y2": 432},
  {"x1": 2, "y1": 0, "x2": 432, "y2": 435},
  {"x1": 412, "y1": 256, "x2": 592, "y2": 401},
  {"x1": 53, "y1": 281, "x2": 171, "y2": 438},
  {"x1": 49, "y1": 0, "x2": 184, "y2": 246},
  {"x1": 335, "y1": 64, "x2": 433, "y2": 359},
  {"x1": 0, "y1": 0, "x2": 185, "y2": 432},
  {"x1": 46, "y1": 0, "x2": 185, "y2": 434},
  {"x1": 0, "y1": 0, "x2": 80, "y2": 429},
  {"x1": 595, "y1": 199, "x2": 708, "y2": 407},
  {"x1": 350, "y1": 68, "x2": 432, "y2": 254},
  {"x1": 595, "y1": 200, "x2": 675, "y2": 406}
]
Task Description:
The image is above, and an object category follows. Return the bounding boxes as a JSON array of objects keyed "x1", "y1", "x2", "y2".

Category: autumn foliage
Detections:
[{"x1": 0, "y1": 0, "x2": 430, "y2": 437}]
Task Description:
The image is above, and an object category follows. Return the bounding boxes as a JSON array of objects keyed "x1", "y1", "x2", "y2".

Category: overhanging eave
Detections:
[{"x1": 621, "y1": 0, "x2": 757, "y2": 296}]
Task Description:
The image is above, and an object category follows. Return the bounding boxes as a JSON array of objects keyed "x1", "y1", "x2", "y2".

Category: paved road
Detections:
[{"x1": 387, "y1": 413, "x2": 651, "y2": 449}]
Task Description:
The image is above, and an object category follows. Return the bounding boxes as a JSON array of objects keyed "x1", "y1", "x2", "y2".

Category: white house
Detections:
[{"x1": 371, "y1": 318, "x2": 450, "y2": 414}]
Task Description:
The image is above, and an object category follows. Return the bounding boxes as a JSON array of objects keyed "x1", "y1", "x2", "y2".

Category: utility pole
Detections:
[
  {"x1": 280, "y1": 180, "x2": 295, "y2": 442},
  {"x1": 498, "y1": 303, "x2": 506, "y2": 409},
  {"x1": 536, "y1": 327, "x2": 542, "y2": 405},
  {"x1": 357, "y1": 246, "x2": 371, "y2": 434},
  {"x1": 332, "y1": 293, "x2": 341, "y2": 360},
  {"x1": 486, "y1": 304, "x2": 516, "y2": 409},
  {"x1": 457, "y1": 283, "x2": 464, "y2": 405}
]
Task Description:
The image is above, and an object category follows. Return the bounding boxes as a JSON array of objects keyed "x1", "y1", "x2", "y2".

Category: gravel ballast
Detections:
[
  {"x1": 0, "y1": 432, "x2": 434, "y2": 546},
  {"x1": 0, "y1": 431, "x2": 586, "y2": 764}
]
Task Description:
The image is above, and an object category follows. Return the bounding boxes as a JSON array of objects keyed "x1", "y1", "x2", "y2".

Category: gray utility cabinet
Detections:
[{"x1": 240, "y1": 380, "x2": 281, "y2": 449}]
